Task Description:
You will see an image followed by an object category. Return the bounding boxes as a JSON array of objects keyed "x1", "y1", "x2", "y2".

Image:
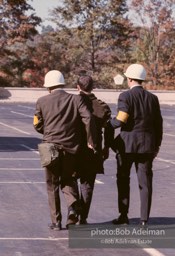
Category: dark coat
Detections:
[
  {"x1": 33, "y1": 89, "x2": 97, "y2": 154},
  {"x1": 77, "y1": 92, "x2": 111, "y2": 174},
  {"x1": 110, "y1": 86, "x2": 163, "y2": 154}
]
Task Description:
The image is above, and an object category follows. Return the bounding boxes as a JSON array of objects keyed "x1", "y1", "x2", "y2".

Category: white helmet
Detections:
[
  {"x1": 43, "y1": 70, "x2": 65, "y2": 88},
  {"x1": 124, "y1": 64, "x2": 146, "y2": 81}
]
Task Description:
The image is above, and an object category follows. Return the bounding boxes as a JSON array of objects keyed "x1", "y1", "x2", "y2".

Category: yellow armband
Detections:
[
  {"x1": 33, "y1": 115, "x2": 39, "y2": 126},
  {"x1": 116, "y1": 111, "x2": 129, "y2": 123}
]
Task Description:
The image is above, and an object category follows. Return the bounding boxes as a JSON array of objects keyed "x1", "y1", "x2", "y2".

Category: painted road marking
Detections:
[
  {"x1": 11, "y1": 111, "x2": 33, "y2": 118},
  {"x1": 0, "y1": 182, "x2": 45, "y2": 184},
  {"x1": 163, "y1": 133, "x2": 175, "y2": 137},
  {"x1": 161, "y1": 108, "x2": 174, "y2": 112},
  {"x1": 95, "y1": 179, "x2": 104, "y2": 184},
  {"x1": 143, "y1": 248, "x2": 166, "y2": 256},
  {"x1": 156, "y1": 157, "x2": 175, "y2": 165},
  {"x1": 20, "y1": 144, "x2": 39, "y2": 154},
  {"x1": 0, "y1": 237, "x2": 68, "y2": 241},
  {"x1": 18, "y1": 105, "x2": 35, "y2": 110},
  {"x1": 0, "y1": 168, "x2": 42, "y2": 171},
  {"x1": 162, "y1": 116, "x2": 175, "y2": 120},
  {"x1": 0, "y1": 158, "x2": 39, "y2": 160},
  {"x1": 0, "y1": 180, "x2": 103, "y2": 185},
  {"x1": 0, "y1": 122, "x2": 31, "y2": 135}
]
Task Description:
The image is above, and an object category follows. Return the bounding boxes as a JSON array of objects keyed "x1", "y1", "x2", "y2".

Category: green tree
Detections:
[
  {"x1": 0, "y1": 0, "x2": 41, "y2": 87},
  {"x1": 24, "y1": 31, "x2": 69, "y2": 87},
  {"x1": 129, "y1": 0, "x2": 175, "y2": 88},
  {"x1": 49, "y1": 0, "x2": 133, "y2": 88}
]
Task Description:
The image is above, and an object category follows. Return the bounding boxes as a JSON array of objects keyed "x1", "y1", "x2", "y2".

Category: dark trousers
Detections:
[
  {"x1": 45, "y1": 151, "x2": 79, "y2": 224},
  {"x1": 79, "y1": 174, "x2": 96, "y2": 220},
  {"x1": 116, "y1": 152, "x2": 153, "y2": 221}
]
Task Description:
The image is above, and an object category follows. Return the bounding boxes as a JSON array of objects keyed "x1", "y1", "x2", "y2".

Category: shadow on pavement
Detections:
[{"x1": 0, "y1": 137, "x2": 41, "y2": 151}]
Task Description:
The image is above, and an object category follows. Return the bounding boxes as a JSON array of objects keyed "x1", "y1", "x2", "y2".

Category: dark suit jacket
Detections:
[
  {"x1": 33, "y1": 89, "x2": 96, "y2": 154},
  {"x1": 110, "y1": 86, "x2": 163, "y2": 154},
  {"x1": 77, "y1": 92, "x2": 111, "y2": 174}
]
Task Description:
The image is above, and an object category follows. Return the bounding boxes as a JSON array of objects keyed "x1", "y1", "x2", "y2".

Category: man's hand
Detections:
[{"x1": 87, "y1": 143, "x2": 97, "y2": 154}]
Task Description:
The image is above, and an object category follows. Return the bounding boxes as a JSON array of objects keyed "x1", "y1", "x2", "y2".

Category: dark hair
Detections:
[
  {"x1": 48, "y1": 84, "x2": 64, "y2": 91},
  {"x1": 77, "y1": 75, "x2": 93, "y2": 92},
  {"x1": 131, "y1": 78, "x2": 143, "y2": 84}
]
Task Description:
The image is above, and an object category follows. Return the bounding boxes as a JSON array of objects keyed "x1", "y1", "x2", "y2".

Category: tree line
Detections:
[{"x1": 0, "y1": 0, "x2": 174, "y2": 89}]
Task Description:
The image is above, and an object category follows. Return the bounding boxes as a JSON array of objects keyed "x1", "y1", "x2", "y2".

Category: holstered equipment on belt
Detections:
[{"x1": 38, "y1": 143, "x2": 61, "y2": 168}]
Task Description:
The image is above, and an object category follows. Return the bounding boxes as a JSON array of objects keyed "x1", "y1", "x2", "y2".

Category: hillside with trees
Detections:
[
  {"x1": 0, "y1": 0, "x2": 174, "y2": 89},
  {"x1": 0, "y1": 0, "x2": 41, "y2": 87}
]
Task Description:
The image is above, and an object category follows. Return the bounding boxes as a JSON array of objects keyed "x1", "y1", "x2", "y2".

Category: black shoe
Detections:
[
  {"x1": 48, "y1": 222, "x2": 62, "y2": 231},
  {"x1": 66, "y1": 210, "x2": 79, "y2": 229},
  {"x1": 79, "y1": 219, "x2": 88, "y2": 225},
  {"x1": 112, "y1": 214, "x2": 129, "y2": 225},
  {"x1": 140, "y1": 221, "x2": 147, "y2": 227}
]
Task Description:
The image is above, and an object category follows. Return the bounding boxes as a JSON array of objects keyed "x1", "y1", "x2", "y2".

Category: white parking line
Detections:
[
  {"x1": 20, "y1": 144, "x2": 39, "y2": 154},
  {"x1": 163, "y1": 116, "x2": 175, "y2": 120},
  {"x1": 18, "y1": 105, "x2": 35, "y2": 110},
  {"x1": 0, "y1": 158, "x2": 39, "y2": 160},
  {"x1": 0, "y1": 180, "x2": 103, "y2": 185},
  {"x1": 143, "y1": 248, "x2": 166, "y2": 256},
  {"x1": 11, "y1": 111, "x2": 33, "y2": 118},
  {"x1": 0, "y1": 168, "x2": 42, "y2": 171},
  {"x1": 164, "y1": 133, "x2": 175, "y2": 137},
  {"x1": 0, "y1": 181, "x2": 45, "y2": 184},
  {"x1": 95, "y1": 179, "x2": 104, "y2": 184},
  {"x1": 0, "y1": 122, "x2": 31, "y2": 135},
  {"x1": 161, "y1": 108, "x2": 174, "y2": 112},
  {"x1": 0, "y1": 237, "x2": 68, "y2": 241},
  {"x1": 156, "y1": 157, "x2": 175, "y2": 165}
]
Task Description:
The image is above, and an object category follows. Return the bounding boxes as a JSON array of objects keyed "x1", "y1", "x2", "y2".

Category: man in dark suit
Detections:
[
  {"x1": 76, "y1": 74, "x2": 112, "y2": 224},
  {"x1": 107, "y1": 64, "x2": 163, "y2": 226},
  {"x1": 33, "y1": 70, "x2": 96, "y2": 230}
]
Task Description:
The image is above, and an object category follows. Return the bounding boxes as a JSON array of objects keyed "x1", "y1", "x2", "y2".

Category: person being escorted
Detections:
[
  {"x1": 76, "y1": 74, "x2": 112, "y2": 224},
  {"x1": 33, "y1": 70, "x2": 97, "y2": 230},
  {"x1": 107, "y1": 64, "x2": 163, "y2": 226}
]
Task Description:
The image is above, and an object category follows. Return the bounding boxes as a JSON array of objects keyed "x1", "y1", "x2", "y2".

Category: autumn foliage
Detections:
[{"x1": 0, "y1": 0, "x2": 174, "y2": 89}]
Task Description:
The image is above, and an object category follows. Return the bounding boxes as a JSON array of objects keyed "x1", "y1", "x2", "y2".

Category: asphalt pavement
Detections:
[{"x1": 0, "y1": 102, "x2": 174, "y2": 256}]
